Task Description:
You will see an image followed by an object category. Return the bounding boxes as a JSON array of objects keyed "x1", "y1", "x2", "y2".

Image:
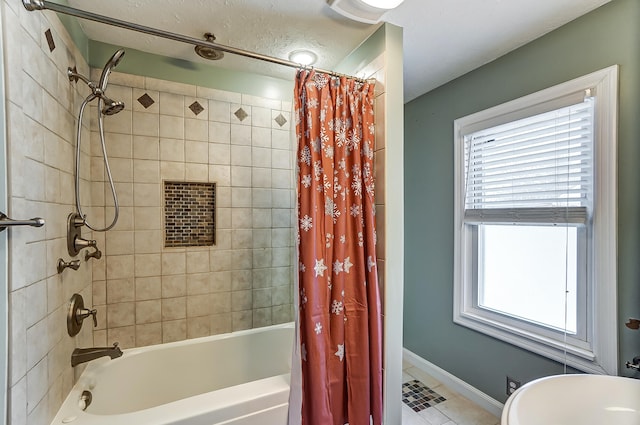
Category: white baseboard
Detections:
[{"x1": 403, "y1": 348, "x2": 504, "y2": 418}]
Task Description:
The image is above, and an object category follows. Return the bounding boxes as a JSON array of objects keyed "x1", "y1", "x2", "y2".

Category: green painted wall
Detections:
[
  {"x1": 89, "y1": 41, "x2": 293, "y2": 100},
  {"x1": 50, "y1": 2, "x2": 293, "y2": 100},
  {"x1": 403, "y1": 0, "x2": 640, "y2": 403},
  {"x1": 335, "y1": 23, "x2": 385, "y2": 75}
]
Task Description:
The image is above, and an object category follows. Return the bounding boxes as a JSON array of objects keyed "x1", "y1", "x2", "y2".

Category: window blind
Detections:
[{"x1": 464, "y1": 98, "x2": 594, "y2": 225}]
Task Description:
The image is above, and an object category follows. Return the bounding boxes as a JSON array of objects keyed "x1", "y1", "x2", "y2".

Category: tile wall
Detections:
[
  {"x1": 2, "y1": 2, "x2": 95, "y2": 424},
  {"x1": 88, "y1": 71, "x2": 295, "y2": 348},
  {"x1": 1, "y1": 4, "x2": 386, "y2": 425}
]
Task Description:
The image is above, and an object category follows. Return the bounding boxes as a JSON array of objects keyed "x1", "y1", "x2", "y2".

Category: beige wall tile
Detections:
[
  {"x1": 106, "y1": 255, "x2": 135, "y2": 280},
  {"x1": 135, "y1": 277, "x2": 161, "y2": 300},
  {"x1": 160, "y1": 115, "x2": 184, "y2": 139},
  {"x1": 187, "y1": 294, "x2": 210, "y2": 317},
  {"x1": 26, "y1": 319, "x2": 48, "y2": 372},
  {"x1": 136, "y1": 300, "x2": 161, "y2": 324},
  {"x1": 107, "y1": 325, "x2": 135, "y2": 348},
  {"x1": 133, "y1": 159, "x2": 159, "y2": 183},
  {"x1": 185, "y1": 163, "x2": 209, "y2": 181},
  {"x1": 162, "y1": 319, "x2": 187, "y2": 343},
  {"x1": 159, "y1": 92, "x2": 184, "y2": 117},
  {"x1": 211, "y1": 313, "x2": 232, "y2": 335},
  {"x1": 136, "y1": 323, "x2": 162, "y2": 346},
  {"x1": 272, "y1": 304, "x2": 293, "y2": 324},
  {"x1": 160, "y1": 161, "x2": 186, "y2": 180},
  {"x1": 134, "y1": 253, "x2": 161, "y2": 277},
  {"x1": 160, "y1": 138, "x2": 185, "y2": 162},
  {"x1": 231, "y1": 270, "x2": 252, "y2": 291},
  {"x1": 211, "y1": 292, "x2": 232, "y2": 314},
  {"x1": 106, "y1": 302, "x2": 135, "y2": 328},
  {"x1": 185, "y1": 140, "x2": 208, "y2": 163},
  {"x1": 133, "y1": 183, "x2": 161, "y2": 207},
  {"x1": 186, "y1": 273, "x2": 210, "y2": 295},
  {"x1": 26, "y1": 359, "x2": 47, "y2": 415},
  {"x1": 133, "y1": 135, "x2": 159, "y2": 160},
  {"x1": 162, "y1": 252, "x2": 186, "y2": 275},
  {"x1": 232, "y1": 311, "x2": 252, "y2": 331},
  {"x1": 134, "y1": 230, "x2": 162, "y2": 254},
  {"x1": 162, "y1": 275, "x2": 186, "y2": 297},
  {"x1": 187, "y1": 316, "x2": 210, "y2": 339},
  {"x1": 106, "y1": 279, "x2": 135, "y2": 303},
  {"x1": 106, "y1": 231, "x2": 134, "y2": 255},
  {"x1": 231, "y1": 290, "x2": 251, "y2": 312},
  {"x1": 134, "y1": 207, "x2": 162, "y2": 230},
  {"x1": 186, "y1": 251, "x2": 209, "y2": 274},
  {"x1": 162, "y1": 297, "x2": 186, "y2": 321},
  {"x1": 209, "y1": 99, "x2": 230, "y2": 123},
  {"x1": 132, "y1": 111, "x2": 159, "y2": 137},
  {"x1": 253, "y1": 307, "x2": 272, "y2": 328},
  {"x1": 209, "y1": 121, "x2": 231, "y2": 144}
]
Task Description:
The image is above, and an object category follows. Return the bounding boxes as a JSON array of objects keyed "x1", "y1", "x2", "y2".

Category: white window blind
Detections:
[{"x1": 464, "y1": 96, "x2": 594, "y2": 225}]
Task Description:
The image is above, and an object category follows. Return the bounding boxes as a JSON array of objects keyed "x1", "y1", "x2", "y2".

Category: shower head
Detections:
[
  {"x1": 194, "y1": 33, "x2": 224, "y2": 61},
  {"x1": 100, "y1": 96, "x2": 125, "y2": 115},
  {"x1": 98, "y1": 49, "x2": 125, "y2": 92}
]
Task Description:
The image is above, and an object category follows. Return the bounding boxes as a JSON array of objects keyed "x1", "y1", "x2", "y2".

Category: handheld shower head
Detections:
[
  {"x1": 98, "y1": 49, "x2": 125, "y2": 92},
  {"x1": 100, "y1": 96, "x2": 125, "y2": 115}
]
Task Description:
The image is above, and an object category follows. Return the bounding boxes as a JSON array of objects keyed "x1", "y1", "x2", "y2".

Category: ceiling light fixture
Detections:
[
  {"x1": 327, "y1": 0, "x2": 405, "y2": 24},
  {"x1": 288, "y1": 50, "x2": 318, "y2": 66}
]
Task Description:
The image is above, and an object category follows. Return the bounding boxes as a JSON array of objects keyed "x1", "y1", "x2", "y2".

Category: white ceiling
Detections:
[{"x1": 66, "y1": 0, "x2": 611, "y2": 102}]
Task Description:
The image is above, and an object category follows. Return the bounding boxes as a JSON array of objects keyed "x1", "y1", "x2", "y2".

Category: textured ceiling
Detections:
[{"x1": 66, "y1": 0, "x2": 611, "y2": 102}]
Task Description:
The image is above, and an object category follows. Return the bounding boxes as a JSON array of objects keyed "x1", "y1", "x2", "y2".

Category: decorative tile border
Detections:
[
  {"x1": 234, "y1": 107, "x2": 248, "y2": 121},
  {"x1": 274, "y1": 113, "x2": 287, "y2": 127},
  {"x1": 402, "y1": 380, "x2": 446, "y2": 412},
  {"x1": 137, "y1": 93, "x2": 156, "y2": 109},
  {"x1": 164, "y1": 181, "x2": 215, "y2": 247},
  {"x1": 189, "y1": 100, "x2": 205, "y2": 116}
]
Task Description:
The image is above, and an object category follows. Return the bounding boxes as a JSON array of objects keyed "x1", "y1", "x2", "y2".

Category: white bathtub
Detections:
[{"x1": 50, "y1": 323, "x2": 294, "y2": 425}]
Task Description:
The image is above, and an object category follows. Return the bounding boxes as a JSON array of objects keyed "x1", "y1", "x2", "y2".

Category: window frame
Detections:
[{"x1": 453, "y1": 66, "x2": 618, "y2": 375}]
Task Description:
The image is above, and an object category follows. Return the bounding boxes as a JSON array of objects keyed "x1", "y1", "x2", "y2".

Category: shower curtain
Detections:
[{"x1": 289, "y1": 70, "x2": 383, "y2": 425}]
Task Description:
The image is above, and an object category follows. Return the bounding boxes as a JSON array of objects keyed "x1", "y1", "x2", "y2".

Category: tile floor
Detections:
[{"x1": 402, "y1": 362, "x2": 501, "y2": 425}]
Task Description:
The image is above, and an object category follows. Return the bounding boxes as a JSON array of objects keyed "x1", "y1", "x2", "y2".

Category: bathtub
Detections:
[{"x1": 50, "y1": 323, "x2": 294, "y2": 425}]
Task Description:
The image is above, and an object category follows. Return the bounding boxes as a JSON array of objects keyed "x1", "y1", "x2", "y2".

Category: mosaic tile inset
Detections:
[
  {"x1": 164, "y1": 181, "x2": 215, "y2": 247},
  {"x1": 402, "y1": 380, "x2": 446, "y2": 412}
]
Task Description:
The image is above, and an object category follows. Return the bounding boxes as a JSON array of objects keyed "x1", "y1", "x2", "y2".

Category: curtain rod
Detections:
[{"x1": 22, "y1": 0, "x2": 368, "y2": 83}]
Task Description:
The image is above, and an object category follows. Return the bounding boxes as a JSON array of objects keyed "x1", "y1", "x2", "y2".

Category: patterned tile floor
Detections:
[{"x1": 402, "y1": 361, "x2": 501, "y2": 425}]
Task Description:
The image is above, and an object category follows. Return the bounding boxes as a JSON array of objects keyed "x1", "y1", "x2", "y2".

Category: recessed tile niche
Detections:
[{"x1": 164, "y1": 181, "x2": 216, "y2": 247}]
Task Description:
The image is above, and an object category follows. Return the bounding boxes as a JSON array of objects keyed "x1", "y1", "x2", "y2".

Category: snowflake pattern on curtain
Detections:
[{"x1": 294, "y1": 69, "x2": 383, "y2": 425}]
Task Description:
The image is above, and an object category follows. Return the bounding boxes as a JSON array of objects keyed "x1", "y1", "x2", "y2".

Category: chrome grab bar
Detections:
[{"x1": 0, "y1": 212, "x2": 45, "y2": 232}]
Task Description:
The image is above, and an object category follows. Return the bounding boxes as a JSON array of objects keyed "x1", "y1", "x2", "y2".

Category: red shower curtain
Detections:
[{"x1": 293, "y1": 70, "x2": 383, "y2": 425}]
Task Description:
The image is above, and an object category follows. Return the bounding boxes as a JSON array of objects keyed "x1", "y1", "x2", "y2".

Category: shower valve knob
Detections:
[
  {"x1": 78, "y1": 308, "x2": 98, "y2": 327},
  {"x1": 68, "y1": 294, "x2": 98, "y2": 336}
]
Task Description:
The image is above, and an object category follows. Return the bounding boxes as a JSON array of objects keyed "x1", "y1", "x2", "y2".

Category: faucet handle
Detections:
[
  {"x1": 112, "y1": 341, "x2": 122, "y2": 355},
  {"x1": 78, "y1": 308, "x2": 98, "y2": 327},
  {"x1": 67, "y1": 294, "x2": 98, "y2": 336},
  {"x1": 85, "y1": 246, "x2": 102, "y2": 261},
  {"x1": 625, "y1": 318, "x2": 640, "y2": 330}
]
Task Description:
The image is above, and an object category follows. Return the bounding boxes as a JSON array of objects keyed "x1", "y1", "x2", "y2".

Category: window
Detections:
[{"x1": 453, "y1": 66, "x2": 618, "y2": 374}]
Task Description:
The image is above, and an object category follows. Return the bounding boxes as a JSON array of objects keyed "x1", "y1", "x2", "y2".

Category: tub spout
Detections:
[{"x1": 71, "y1": 342, "x2": 123, "y2": 367}]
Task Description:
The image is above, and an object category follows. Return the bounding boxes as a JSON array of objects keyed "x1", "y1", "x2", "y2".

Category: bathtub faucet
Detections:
[
  {"x1": 71, "y1": 342, "x2": 123, "y2": 367},
  {"x1": 626, "y1": 356, "x2": 640, "y2": 372}
]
